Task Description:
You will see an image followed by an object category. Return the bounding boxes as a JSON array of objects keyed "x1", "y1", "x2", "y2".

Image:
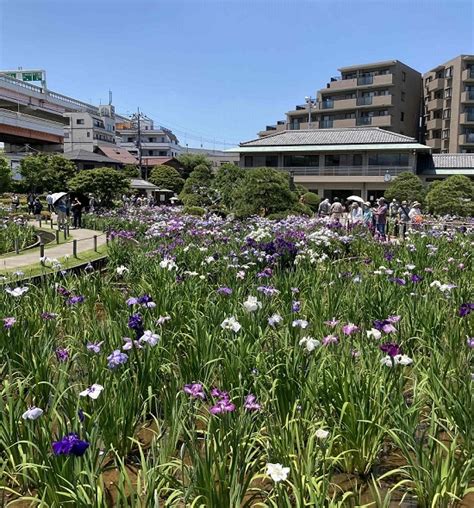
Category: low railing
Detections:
[
  {"x1": 357, "y1": 96, "x2": 373, "y2": 106},
  {"x1": 259, "y1": 166, "x2": 412, "y2": 177},
  {"x1": 0, "y1": 107, "x2": 66, "y2": 129},
  {"x1": 356, "y1": 117, "x2": 372, "y2": 125}
]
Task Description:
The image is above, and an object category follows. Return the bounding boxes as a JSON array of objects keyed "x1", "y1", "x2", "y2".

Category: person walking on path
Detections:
[
  {"x1": 71, "y1": 197, "x2": 83, "y2": 229},
  {"x1": 27, "y1": 193, "x2": 35, "y2": 215},
  {"x1": 318, "y1": 198, "x2": 330, "y2": 218},
  {"x1": 33, "y1": 197, "x2": 43, "y2": 220},
  {"x1": 89, "y1": 194, "x2": 96, "y2": 213},
  {"x1": 55, "y1": 197, "x2": 68, "y2": 229},
  {"x1": 11, "y1": 193, "x2": 20, "y2": 212},
  {"x1": 329, "y1": 197, "x2": 344, "y2": 222},
  {"x1": 46, "y1": 192, "x2": 54, "y2": 212},
  {"x1": 374, "y1": 197, "x2": 388, "y2": 239}
]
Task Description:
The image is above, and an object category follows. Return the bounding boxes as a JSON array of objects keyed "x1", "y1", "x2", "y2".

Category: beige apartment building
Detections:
[
  {"x1": 260, "y1": 60, "x2": 422, "y2": 139},
  {"x1": 423, "y1": 55, "x2": 474, "y2": 153}
]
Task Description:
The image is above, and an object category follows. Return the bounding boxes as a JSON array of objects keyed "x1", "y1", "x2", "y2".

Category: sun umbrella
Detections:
[
  {"x1": 346, "y1": 195, "x2": 365, "y2": 204},
  {"x1": 51, "y1": 192, "x2": 67, "y2": 204}
]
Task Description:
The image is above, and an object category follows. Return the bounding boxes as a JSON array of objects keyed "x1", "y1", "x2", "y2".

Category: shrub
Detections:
[
  {"x1": 384, "y1": 172, "x2": 425, "y2": 204},
  {"x1": 149, "y1": 165, "x2": 184, "y2": 194},
  {"x1": 425, "y1": 175, "x2": 474, "y2": 216},
  {"x1": 300, "y1": 192, "x2": 321, "y2": 211},
  {"x1": 183, "y1": 205, "x2": 206, "y2": 216}
]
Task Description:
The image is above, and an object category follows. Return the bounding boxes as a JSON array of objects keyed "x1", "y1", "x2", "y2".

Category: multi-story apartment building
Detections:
[
  {"x1": 260, "y1": 60, "x2": 422, "y2": 139},
  {"x1": 423, "y1": 55, "x2": 474, "y2": 153},
  {"x1": 63, "y1": 105, "x2": 117, "y2": 152},
  {"x1": 116, "y1": 117, "x2": 182, "y2": 158}
]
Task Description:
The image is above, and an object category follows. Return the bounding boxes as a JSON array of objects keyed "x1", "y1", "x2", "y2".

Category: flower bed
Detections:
[
  {"x1": 1, "y1": 209, "x2": 473, "y2": 506},
  {"x1": 0, "y1": 218, "x2": 37, "y2": 255}
]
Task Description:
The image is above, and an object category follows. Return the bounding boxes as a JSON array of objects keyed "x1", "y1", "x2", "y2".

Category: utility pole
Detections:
[
  {"x1": 305, "y1": 96, "x2": 317, "y2": 129},
  {"x1": 136, "y1": 108, "x2": 144, "y2": 179}
]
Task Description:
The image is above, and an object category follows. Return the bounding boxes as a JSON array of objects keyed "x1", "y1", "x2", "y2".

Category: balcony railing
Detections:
[
  {"x1": 463, "y1": 132, "x2": 474, "y2": 143},
  {"x1": 321, "y1": 100, "x2": 334, "y2": 109},
  {"x1": 319, "y1": 120, "x2": 333, "y2": 128},
  {"x1": 277, "y1": 166, "x2": 412, "y2": 176},
  {"x1": 356, "y1": 117, "x2": 372, "y2": 125},
  {"x1": 357, "y1": 76, "x2": 374, "y2": 85},
  {"x1": 357, "y1": 96, "x2": 373, "y2": 106},
  {"x1": 462, "y1": 90, "x2": 474, "y2": 101}
]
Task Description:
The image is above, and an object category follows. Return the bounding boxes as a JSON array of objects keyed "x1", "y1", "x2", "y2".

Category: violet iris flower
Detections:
[
  {"x1": 55, "y1": 348, "x2": 69, "y2": 362},
  {"x1": 373, "y1": 319, "x2": 397, "y2": 334},
  {"x1": 411, "y1": 274, "x2": 423, "y2": 283},
  {"x1": 217, "y1": 287, "x2": 233, "y2": 296},
  {"x1": 86, "y1": 341, "x2": 103, "y2": 353},
  {"x1": 52, "y1": 433, "x2": 89, "y2": 456},
  {"x1": 389, "y1": 277, "x2": 406, "y2": 286},
  {"x1": 459, "y1": 303, "x2": 474, "y2": 317},
  {"x1": 209, "y1": 397, "x2": 236, "y2": 415},
  {"x1": 184, "y1": 383, "x2": 206, "y2": 400},
  {"x1": 342, "y1": 323, "x2": 359, "y2": 335},
  {"x1": 3, "y1": 317, "x2": 16, "y2": 328},
  {"x1": 292, "y1": 301, "x2": 301, "y2": 312},
  {"x1": 380, "y1": 342, "x2": 402, "y2": 357},
  {"x1": 66, "y1": 295, "x2": 85, "y2": 305},
  {"x1": 128, "y1": 313, "x2": 143, "y2": 330},
  {"x1": 107, "y1": 350, "x2": 128, "y2": 369},
  {"x1": 244, "y1": 394, "x2": 261, "y2": 412}
]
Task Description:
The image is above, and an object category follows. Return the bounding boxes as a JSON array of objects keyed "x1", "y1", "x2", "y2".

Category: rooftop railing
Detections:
[{"x1": 243, "y1": 166, "x2": 412, "y2": 177}]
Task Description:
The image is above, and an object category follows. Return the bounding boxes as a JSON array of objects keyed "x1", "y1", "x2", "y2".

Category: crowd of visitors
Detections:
[{"x1": 318, "y1": 196, "x2": 424, "y2": 240}]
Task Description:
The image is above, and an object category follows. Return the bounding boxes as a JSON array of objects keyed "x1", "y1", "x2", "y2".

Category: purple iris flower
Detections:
[
  {"x1": 466, "y1": 338, "x2": 474, "y2": 349},
  {"x1": 459, "y1": 303, "x2": 474, "y2": 317},
  {"x1": 374, "y1": 319, "x2": 397, "y2": 334},
  {"x1": 52, "y1": 433, "x2": 89, "y2": 456},
  {"x1": 107, "y1": 350, "x2": 128, "y2": 369},
  {"x1": 86, "y1": 341, "x2": 103, "y2": 353},
  {"x1": 322, "y1": 335, "x2": 339, "y2": 346},
  {"x1": 324, "y1": 318, "x2": 340, "y2": 328},
  {"x1": 184, "y1": 383, "x2": 206, "y2": 400},
  {"x1": 137, "y1": 294, "x2": 153, "y2": 305},
  {"x1": 78, "y1": 409, "x2": 85, "y2": 423},
  {"x1": 342, "y1": 323, "x2": 359, "y2": 335},
  {"x1": 210, "y1": 387, "x2": 229, "y2": 399},
  {"x1": 209, "y1": 398, "x2": 236, "y2": 415},
  {"x1": 3, "y1": 317, "x2": 16, "y2": 328},
  {"x1": 411, "y1": 274, "x2": 423, "y2": 283},
  {"x1": 56, "y1": 286, "x2": 71, "y2": 297},
  {"x1": 386, "y1": 315, "x2": 401, "y2": 324},
  {"x1": 384, "y1": 252, "x2": 394, "y2": 261},
  {"x1": 126, "y1": 297, "x2": 139, "y2": 306},
  {"x1": 257, "y1": 286, "x2": 279, "y2": 297},
  {"x1": 55, "y1": 348, "x2": 69, "y2": 362},
  {"x1": 389, "y1": 277, "x2": 406, "y2": 286},
  {"x1": 244, "y1": 394, "x2": 261, "y2": 412},
  {"x1": 66, "y1": 295, "x2": 85, "y2": 305},
  {"x1": 292, "y1": 301, "x2": 301, "y2": 312},
  {"x1": 128, "y1": 313, "x2": 143, "y2": 330},
  {"x1": 217, "y1": 287, "x2": 233, "y2": 296},
  {"x1": 380, "y1": 342, "x2": 402, "y2": 357},
  {"x1": 257, "y1": 267, "x2": 273, "y2": 278}
]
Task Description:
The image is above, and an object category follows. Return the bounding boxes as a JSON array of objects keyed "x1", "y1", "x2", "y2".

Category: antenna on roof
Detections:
[{"x1": 109, "y1": 90, "x2": 112, "y2": 105}]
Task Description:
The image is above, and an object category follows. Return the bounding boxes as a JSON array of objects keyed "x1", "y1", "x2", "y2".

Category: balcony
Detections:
[
  {"x1": 426, "y1": 118, "x2": 443, "y2": 130},
  {"x1": 276, "y1": 166, "x2": 411, "y2": 177},
  {"x1": 371, "y1": 115, "x2": 392, "y2": 127},
  {"x1": 462, "y1": 68, "x2": 474, "y2": 81},
  {"x1": 332, "y1": 118, "x2": 357, "y2": 128},
  {"x1": 426, "y1": 98, "x2": 444, "y2": 110},
  {"x1": 323, "y1": 97, "x2": 357, "y2": 110},
  {"x1": 460, "y1": 112, "x2": 474, "y2": 124},
  {"x1": 319, "y1": 120, "x2": 333, "y2": 128},
  {"x1": 428, "y1": 138, "x2": 442, "y2": 150},
  {"x1": 461, "y1": 91, "x2": 474, "y2": 102},
  {"x1": 327, "y1": 77, "x2": 358, "y2": 91},
  {"x1": 459, "y1": 133, "x2": 474, "y2": 145},
  {"x1": 426, "y1": 77, "x2": 445, "y2": 92},
  {"x1": 356, "y1": 117, "x2": 372, "y2": 126}
]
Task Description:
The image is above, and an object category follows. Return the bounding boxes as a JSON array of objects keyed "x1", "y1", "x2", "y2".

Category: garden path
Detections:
[{"x1": 0, "y1": 224, "x2": 106, "y2": 272}]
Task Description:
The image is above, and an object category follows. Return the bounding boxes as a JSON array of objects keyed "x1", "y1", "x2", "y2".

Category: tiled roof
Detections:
[
  {"x1": 240, "y1": 128, "x2": 418, "y2": 147},
  {"x1": 98, "y1": 146, "x2": 138, "y2": 165},
  {"x1": 141, "y1": 156, "x2": 179, "y2": 167},
  {"x1": 63, "y1": 149, "x2": 119, "y2": 163},
  {"x1": 429, "y1": 154, "x2": 474, "y2": 169}
]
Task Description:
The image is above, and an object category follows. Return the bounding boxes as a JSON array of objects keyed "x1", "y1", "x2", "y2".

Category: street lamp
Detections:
[{"x1": 305, "y1": 96, "x2": 317, "y2": 129}]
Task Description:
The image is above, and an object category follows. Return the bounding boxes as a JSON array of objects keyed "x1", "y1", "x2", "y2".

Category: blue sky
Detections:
[{"x1": 1, "y1": 0, "x2": 473, "y2": 148}]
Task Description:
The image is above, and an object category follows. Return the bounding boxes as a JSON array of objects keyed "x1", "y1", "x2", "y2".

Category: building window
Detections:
[
  {"x1": 401, "y1": 91, "x2": 405, "y2": 102},
  {"x1": 159, "y1": 151, "x2": 167, "y2": 156},
  {"x1": 432, "y1": 130, "x2": 441, "y2": 139},
  {"x1": 368, "y1": 153, "x2": 409, "y2": 166},
  {"x1": 445, "y1": 66, "x2": 453, "y2": 78},
  {"x1": 161, "y1": 137, "x2": 165, "y2": 143},
  {"x1": 244, "y1": 156, "x2": 253, "y2": 167},
  {"x1": 283, "y1": 155, "x2": 319, "y2": 167},
  {"x1": 76, "y1": 119, "x2": 84, "y2": 125},
  {"x1": 86, "y1": 131, "x2": 90, "y2": 137},
  {"x1": 351, "y1": 154, "x2": 363, "y2": 166},
  {"x1": 325, "y1": 155, "x2": 340, "y2": 167},
  {"x1": 443, "y1": 109, "x2": 451, "y2": 119},
  {"x1": 265, "y1": 155, "x2": 279, "y2": 167},
  {"x1": 402, "y1": 71, "x2": 406, "y2": 82},
  {"x1": 444, "y1": 88, "x2": 452, "y2": 99},
  {"x1": 148, "y1": 137, "x2": 155, "y2": 142},
  {"x1": 442, "y1": 129, "x2": 450, "y2": 139},
  {"x1": 127, "y1": 137, "x2": 134, "y2": 142},
  {"x1": 433, "y1": 110, "x2": 442, "y2": 119},
  {"x1": 64, "y1": 132, "x2": 69, "y2": 138},
  {"x1": 400, "y1": 112, "x2": 405, "y2": 121}
]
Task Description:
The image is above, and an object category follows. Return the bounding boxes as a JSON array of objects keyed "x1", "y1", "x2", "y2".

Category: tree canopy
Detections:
[
  {"x1": 213, "y1": 163, "x2": 245, "y2": 209},
  {"x1": 300, "y1": 192, "x2": 321, "y2": 212},
  {"x1": 178, "y1": 154, "x2": 212, "y2": 179},
  {"x1": 425, "y1": 175, "x2": 474, "y2": 216},
  {"x1": 122, "y1": 164, "x2": 140, "y2": 178},
  {"x1": 232, "y1": 167, "x2": 298, "y2": 217},
  {"x1": 180, "y1": 164, "x2": 216, "y2": 206},
  {"x1": 149, "y1": 165, "x2": 184, "y2": 193},
  {"x1": 19, "y1": 154, "x2": 77, "y2": 192},
  {"x1": 0, "y1": 156, "x2": 13, "y2": 193},
  {"x1": 68, "y1": 167, "x2": 130, "y2": 206},
  {"x1": 384, "y1": 172, "x2": 425, "y2": 204}
]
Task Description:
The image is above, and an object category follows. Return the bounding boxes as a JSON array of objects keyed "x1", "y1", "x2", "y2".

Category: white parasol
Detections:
[
  {"x1": 346, "y1": 195, "x2": 365, "y2": 204},
  {"x1": 51, "y1": 192, "x2": 67, "y2": 204}
]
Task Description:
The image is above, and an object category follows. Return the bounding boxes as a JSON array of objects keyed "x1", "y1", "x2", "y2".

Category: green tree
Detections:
[
  {"x1": 178, "y1": 153, "x2": 212, "y2": 179},
  {"x1": 19, "y1": 154, "x2": 76, "y2": 192},
  {"x1": 213, "y1": 163, "x2": 245, "y2": 209},
  {"x1": 300, "y1": 191, "x2": 321, "y2": 212},
  {"x1": 149, "y1": 165, "x2": 184, "y2": 193},
  {"x1": 232, "y1": 167, "x2": 298, "y2": 217},
  {"x1": 68, "y1": 167, "x2": 130, "y2": 206},
  {"x1": 0, "y1": 156, "x2": 13, "y2": 192},
  {"x1": 122, "y1": 164, "x2": 140, "y2": 178},
  {"x1": 180, "y1": 164, "x2": 216, "y2": 206},
  {"x1": 425, "y1": 175, "x2": 474, "y2": 216},
  {"x1": 384, "y1": 172, "x2": 425, "y2": 204}
]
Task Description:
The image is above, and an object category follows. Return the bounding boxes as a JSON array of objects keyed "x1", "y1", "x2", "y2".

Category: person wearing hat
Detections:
[
  {"x1": 409, "y1": 201, "x2": 422, "y2": 226},
  {"x1": 373, "y1": 197, "x2": 388, "y2": 239},
  {"x1": 362, "y1": 201, "x2": 373, "y2": 230},
  {"x1": 398, "y1": 200, "x2": 411, "y2": 238}
]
